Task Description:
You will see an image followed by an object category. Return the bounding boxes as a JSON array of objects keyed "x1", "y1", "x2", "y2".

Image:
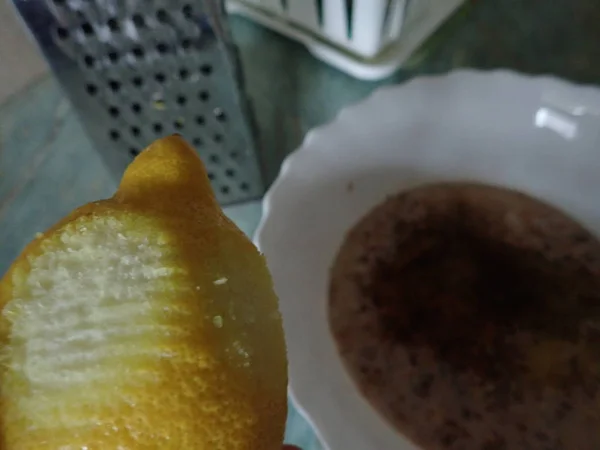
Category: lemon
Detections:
[{"x1": 0, "y1": 136, "x2": 287, "y2": 449}]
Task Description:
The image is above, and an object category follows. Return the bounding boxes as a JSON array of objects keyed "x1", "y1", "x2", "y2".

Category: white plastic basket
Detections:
[{"x1": 226, "y1": 0, "x2": 466, "y2": 80}]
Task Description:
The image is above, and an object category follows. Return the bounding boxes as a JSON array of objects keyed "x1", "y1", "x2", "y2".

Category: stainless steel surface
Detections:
[{"x1": 12, "y1": 0, "x2": 263, "y2": 204}]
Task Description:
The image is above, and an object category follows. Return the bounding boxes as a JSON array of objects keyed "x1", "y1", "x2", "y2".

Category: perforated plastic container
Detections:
[{"x1": 227, "y1": 0, "x2": 466, "y2": 80}]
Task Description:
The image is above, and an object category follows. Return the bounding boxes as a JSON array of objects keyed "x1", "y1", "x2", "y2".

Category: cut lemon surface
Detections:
[{"x1": 0, "y1": 136, "x2": 287, "y2": 449}]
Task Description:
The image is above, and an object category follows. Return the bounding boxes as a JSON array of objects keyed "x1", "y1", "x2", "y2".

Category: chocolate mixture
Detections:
[{"x1": 329, "y1": 183, "x2": 600, "y2": 450}]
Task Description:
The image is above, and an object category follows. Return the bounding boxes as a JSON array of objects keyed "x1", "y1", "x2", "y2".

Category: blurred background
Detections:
[{"x1": 0, "y1": 1, "x2": 48, "y2": 103}]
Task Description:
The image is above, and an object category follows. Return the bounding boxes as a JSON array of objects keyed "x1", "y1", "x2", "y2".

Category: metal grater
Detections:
[{"x1": 12, "y1": 0, "x2": 263, "y2": 205}]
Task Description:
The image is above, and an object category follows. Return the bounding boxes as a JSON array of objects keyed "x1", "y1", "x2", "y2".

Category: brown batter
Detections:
[{"x1": 329, "y1": 182, "x2": 600, "y2": 450}]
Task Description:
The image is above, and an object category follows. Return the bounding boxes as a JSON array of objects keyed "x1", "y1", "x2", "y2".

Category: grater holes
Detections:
[
  {"x1": 132, "y1": 76, "x2": 143, "y2": 87},
  {"x1": 107, "y1": 18, "x2": 120, "y2": 32},
  {"x1": 81, "y1": 22, "x2": 94, "y2": 36},
  {"x1": 155, "y1": 73, "x2": 166, "y2": 83},
  {"x1": 153, "y1": 123, "x2": 163, "y2": 134},
  {"x1": 108, "y1": 79, "x2": 121, "y2": 92},
  {"x1": 156, "y1": 9, "x2": 169, "y2": 23},
  {"x1": 56, "y1": 27, "x2": 69, "y2": 40},
  {"x1": 131, "y1": 103, "x2": 142, "y2": 114},
  {"x1": 230, "y1": 151, "x2": 239, "y2": 160},
  {"x1": 173, "y1": 118, "x2": 185, "y2": 130},
  {"x1": 192, "y1": 137, "x2": 203, "y2": 146},
  {"x1": 131, "y1": 126, "x2": 141, "y2": 137},
  {"x1": 156, "y1": 42, "x2": 169, "y2": 54},
  {"x1": 75, "y1": 10, "x2": 86, "y2": 20},
  {"x1": 107, "y1": 49, "x2": 120, "y2": 63},
  {"x1": 181, "y1": 39, "x2": 192, "y2": 50},
  {"x1": 220, "y1": 185, "x2": 230, "y2": 195},
  {"x1": 106, "y1": 48, "x2": 119, "y2": 64},
  {"x1": 225, "y1": 168, "x2": 235, "y2": 178},
  {"x1": 182, "y1": 4, "x2": 193, "y2": 19},
  {"x1": 207, "y1": 172, "x2": 215, "y2": 181},
  {"x1": 132, "y1": 14, "x2": 146, "y2": 28},
  {"x1": 108, "y1": 106, "x2": 120, "y2": 117},
  {"x1": 198, "y1": 91, "x2": 209, "y2": 102},
  {"x1": 152, "y1": 98, "x2": 166, "y2": 110},
  {"x1": 213, "y1": 133, "x2": 223, "y2": 143},
  {"x1": 195, "y1": 115, "x2": 205, "y2": 125},
  {"x1": 176, "y1": 95, "x2": 187, "y2": 106},
  {"x1": 109, "y1": 129, "x2": 120, "y2": 141},
  {"x1": 85, "y1": 83, "x2": 98, "y2": 95},
  {"x1": 131, "y1": 46, "x2": 145, "y2": 59},
  {"x1": 129, "y1": 147, "x2": 139, "y2": 157},
  {"x1": 83, "y1": 55, "x2": 95, "y2": 68},
  {"x1": 214, "y1": 108, "x2": 226, "y2": 122},
  {"x1": 240, "y1": 182, "x2": 250, "y2": 192},
  {"x1": 209, "y1": 154, "x2": 220, "y2": 163},
  {"x1": 200, "y1": 64, "x2": 213, "y2": 76},
  {"x1": 179, "y1": 68, "x2": 189, "y2": 80}
]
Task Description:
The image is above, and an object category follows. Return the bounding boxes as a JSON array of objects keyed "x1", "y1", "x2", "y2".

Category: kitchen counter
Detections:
[{"x1": 2, "y1": 0, "x2": 600, "y2": 447}]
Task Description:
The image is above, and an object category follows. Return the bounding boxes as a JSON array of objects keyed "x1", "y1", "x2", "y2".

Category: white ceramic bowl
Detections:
[{"x1": 255, "y1": 70, "x2": 600, "y2": 450}]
